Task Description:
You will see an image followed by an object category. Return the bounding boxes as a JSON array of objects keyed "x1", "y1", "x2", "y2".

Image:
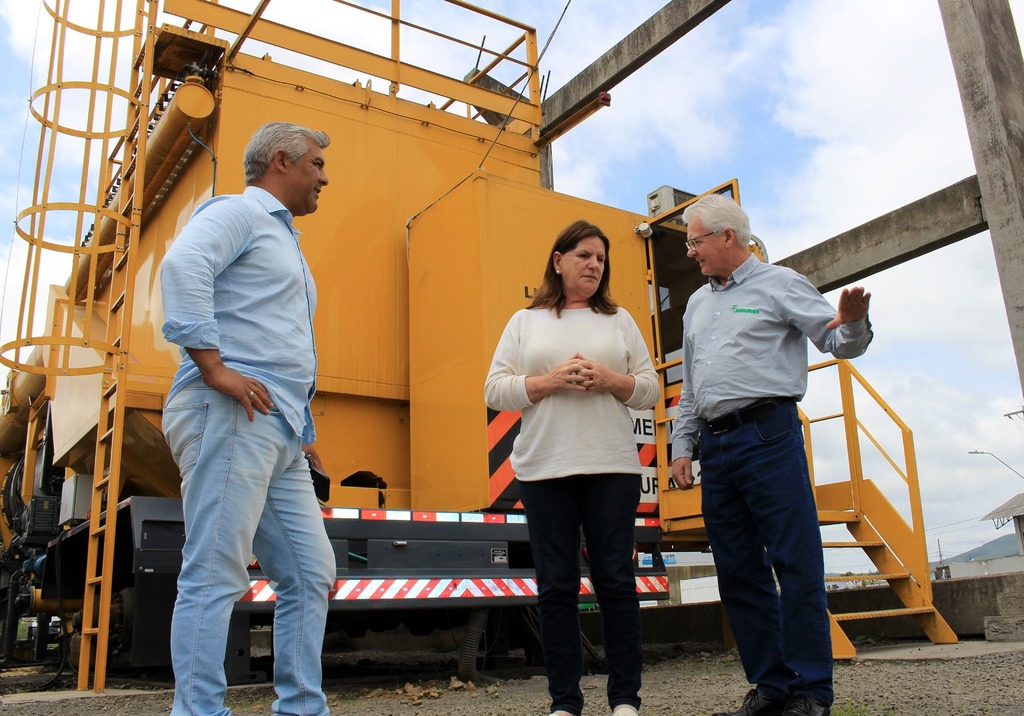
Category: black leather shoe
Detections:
[
  {"x1": 782, "y1": 694, "x2": 831, "y2": 716},
  {"x1": 711, "y1": 688, "x2": 787, "y2": 716}
]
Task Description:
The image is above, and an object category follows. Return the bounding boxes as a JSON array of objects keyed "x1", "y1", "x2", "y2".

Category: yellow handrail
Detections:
[{"x1": 805, "y1": 358, "x2": 931, "y2": 598}]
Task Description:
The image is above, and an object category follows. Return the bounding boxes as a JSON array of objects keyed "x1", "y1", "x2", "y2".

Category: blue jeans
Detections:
[
  {"x1": 699, "y1": 402, "x2": 833, "y2": 705},
  {"x1": 163, "y1": 384, "x2": 335, "y2": 716},
  {"x1": 519, "y1": 473, "x2": 643, "y2": 716}
]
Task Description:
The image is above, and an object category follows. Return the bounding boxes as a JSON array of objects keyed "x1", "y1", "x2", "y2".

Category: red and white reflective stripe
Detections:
[
  {"x1": 327, "y1": 577, "x2": 541, "y2": 601},
  {"x1": 320, "y1": 507, "x2": 648, "y2": 528},
  {"x1": 411, "y1": 511, "x2": 461, "y2": 523},
  {"x1": 242, "y1": 575, "x2": 669, "y2": 603},
  {"x1": 636, "y1": 575, "x2": 669, "y2": 594},
  {"x1": 242, "y1": 580, "x2": 278, "y2": 602}
]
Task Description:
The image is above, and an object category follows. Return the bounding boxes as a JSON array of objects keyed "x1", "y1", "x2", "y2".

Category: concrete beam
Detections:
[
  {"x1": 940, "y1": 0, "x2": 1024, "y2": 400},
  {"x1": 776, "y1": 175, "x2": 986, "y2": 293},
  {"x1": 539, "y1": 0, "x2": 731, "y2": 144}
]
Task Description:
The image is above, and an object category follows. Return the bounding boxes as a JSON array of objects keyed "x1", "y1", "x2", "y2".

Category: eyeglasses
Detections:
[{"x1": 685, "y1": 229, "x2": 724, "y2": 251}]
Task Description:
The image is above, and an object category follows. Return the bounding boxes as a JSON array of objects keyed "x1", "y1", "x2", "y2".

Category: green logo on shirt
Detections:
[{"x1": 731, "y1": 305, "x2": 760, "y2": 314}]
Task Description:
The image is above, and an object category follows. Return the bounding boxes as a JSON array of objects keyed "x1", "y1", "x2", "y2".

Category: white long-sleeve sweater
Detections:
[{"x1": 484, "y1": 307, "x2": 660, "y2": 481}]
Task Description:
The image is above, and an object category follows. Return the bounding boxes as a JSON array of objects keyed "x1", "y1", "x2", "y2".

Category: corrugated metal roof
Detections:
[{"x1": 982, "y1": 491, "x2": 1024, "y2": 527}]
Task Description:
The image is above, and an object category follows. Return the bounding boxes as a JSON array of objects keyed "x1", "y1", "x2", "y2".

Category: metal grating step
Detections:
[
  {"x1": 832, "y1": 606, "x2": 935, "y2": 621},
  {"x1": 817, "y1": 510, "x2": 861, "y2": 524},
  {"x1": 825, "y1": 572, "x2": 909, "y2": 582}
]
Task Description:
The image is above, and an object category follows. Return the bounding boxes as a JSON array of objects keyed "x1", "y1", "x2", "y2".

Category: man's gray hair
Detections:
[
  {"x1": 244, "y1": 122, "x2": 331, "y2": 184},
  {"x1": 682, "y1": 193, "x2": 752, "y2": 244}
]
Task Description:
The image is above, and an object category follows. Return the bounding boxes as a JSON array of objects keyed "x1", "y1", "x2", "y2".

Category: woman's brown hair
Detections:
[{"x1": 528, "y1": 219, "x2": 618, "y2": 317}]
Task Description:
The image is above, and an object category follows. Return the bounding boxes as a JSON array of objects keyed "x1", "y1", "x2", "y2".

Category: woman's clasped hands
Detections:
[{"x1": 551, "y1": 353, "x2": 606, "y2": 392}]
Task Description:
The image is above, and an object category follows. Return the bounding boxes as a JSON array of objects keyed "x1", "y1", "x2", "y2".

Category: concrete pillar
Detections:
[
  {"x1": 939, "y1": 0, "x2": 1024, "y2": 400},
  {"x1": 1015, "y1": 515, "x2": 1024, "y2": 557}
]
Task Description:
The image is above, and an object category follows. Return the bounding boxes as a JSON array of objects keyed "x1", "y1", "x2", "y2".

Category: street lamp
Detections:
[{"x1": 968, "y1": 450, "x2": 1024, "y2": 480}]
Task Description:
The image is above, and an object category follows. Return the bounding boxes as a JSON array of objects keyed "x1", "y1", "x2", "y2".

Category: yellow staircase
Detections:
[{"x1": 657, "y1": 358, "x2": 958, "y2": 658}]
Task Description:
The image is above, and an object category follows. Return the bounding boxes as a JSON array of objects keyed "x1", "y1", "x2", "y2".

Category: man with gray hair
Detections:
[
  {"x1": 161, "y1": 121, "x2": 335, "y2": 716},
  {"x1": 669, "y1": 193, "x2": 872, "y2": 716}
]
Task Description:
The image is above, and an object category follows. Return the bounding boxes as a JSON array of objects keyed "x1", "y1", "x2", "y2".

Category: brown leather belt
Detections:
[{"x1": 704, "y1": 398, "x2": 792, "y2": 436}]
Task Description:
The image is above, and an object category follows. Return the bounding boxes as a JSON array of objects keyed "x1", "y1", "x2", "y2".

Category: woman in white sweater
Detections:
[{"x1": 485, "y1": 220, "x2": 659, "y2": 716}]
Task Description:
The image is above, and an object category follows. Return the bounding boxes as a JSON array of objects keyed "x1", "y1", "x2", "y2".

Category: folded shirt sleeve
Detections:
[
  {"x1": 160, "y1": 196, "x2": 253, "y2": 350},
  {"x1": 161, "y1": 317, "x2": 220, "y2": 349}
]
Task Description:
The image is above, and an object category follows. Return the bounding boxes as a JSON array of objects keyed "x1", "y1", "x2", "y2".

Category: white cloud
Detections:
[
  {"x1": 543, "y1": 1, "x2": 790, "y2": 203},
  {"x1": 0, "y1": 0, "x2": 45, "y2": 59},
  {"x1": 752, "y1": 0, "x2": 974, "y2": 250}
]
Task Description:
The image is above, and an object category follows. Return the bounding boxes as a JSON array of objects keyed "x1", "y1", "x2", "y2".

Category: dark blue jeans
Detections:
[
  {"x1": 519, "y1": 473, "x2": 643, "y2": 716},
  {"x1": 699, "y1": 402, "x2": 833, "y2": 705}
]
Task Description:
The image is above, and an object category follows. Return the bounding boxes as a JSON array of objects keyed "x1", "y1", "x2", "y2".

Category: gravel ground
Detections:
[{"x1": 2, "y1": 641, "x2": 1023, "y2": 716}]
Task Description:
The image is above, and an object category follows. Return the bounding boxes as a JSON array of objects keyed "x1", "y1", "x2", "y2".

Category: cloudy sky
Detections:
[{"x1": 1, "y1": 0, "x2": 1023, "y2": 574}]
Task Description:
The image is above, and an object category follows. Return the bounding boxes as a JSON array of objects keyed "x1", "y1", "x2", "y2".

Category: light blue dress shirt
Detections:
[
  {"x1": 161, "y1": 186, "x2": 319, "y2": 444},
  {"x1": 671, "y1": 253, "x2": 872, "y2": 459}
]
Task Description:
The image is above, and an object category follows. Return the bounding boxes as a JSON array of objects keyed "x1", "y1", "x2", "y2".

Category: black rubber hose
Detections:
[
  {"x1": 457, "y1": 607, "x2": 498, "y2": 685},
  {"x1": 0, "y1": 571, "x2": 24, "y2": 666},
  {"x1": 1, "y1": 458, "x2": 25, "y2": 535}
]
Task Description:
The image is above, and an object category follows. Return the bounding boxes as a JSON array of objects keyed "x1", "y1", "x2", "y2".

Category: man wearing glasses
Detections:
[{"x1": 669, "y1": 194, "x2": 872, "y2": 716}]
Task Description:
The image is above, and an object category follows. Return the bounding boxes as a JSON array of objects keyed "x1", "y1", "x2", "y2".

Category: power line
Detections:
[{"x1": 925, "y1": 515, "x2": 987, "y2": 532}]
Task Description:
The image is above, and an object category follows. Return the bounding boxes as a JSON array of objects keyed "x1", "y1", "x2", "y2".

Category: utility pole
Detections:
[{"x1": 939, "y1": 0, "x2": 1024, "y2": 401}]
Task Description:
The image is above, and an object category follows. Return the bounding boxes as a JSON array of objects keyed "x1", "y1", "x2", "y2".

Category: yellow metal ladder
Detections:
[{"x1": 76, "y1": 2, "x2": 156, "y2": 692}]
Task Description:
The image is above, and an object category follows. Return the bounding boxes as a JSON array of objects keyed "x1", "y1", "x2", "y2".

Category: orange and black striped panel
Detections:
[
  {"x1": 489, "y1": 407, "x2": 662, "y2": 512},
  {"x1": 636, "y1": 440, "x2": 658, "y2": 514},
  {"x1": 487, "y1": 408, "x2": 523, "y2": 509}
]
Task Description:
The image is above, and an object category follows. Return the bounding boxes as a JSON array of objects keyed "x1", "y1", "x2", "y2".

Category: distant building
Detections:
[
  {"x1": 930, "y1": 492, "x2": 1024, "y2": 579},
  {"x1": 981, "y1": 491, "x2": 1024, "y2": 556}
]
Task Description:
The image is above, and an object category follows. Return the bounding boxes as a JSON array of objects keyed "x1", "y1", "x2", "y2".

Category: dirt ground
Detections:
[{"x1": 2, "y1": 641, "x2": 1023, "y2": 716}]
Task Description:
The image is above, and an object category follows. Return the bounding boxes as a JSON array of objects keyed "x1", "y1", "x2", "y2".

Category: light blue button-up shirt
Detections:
[
  {"x1": 671, "y1": 253, "x2": 872, "y2": 459},
  {"x1": 161, "y1": 186, "x2": 319, "y2": 444}
]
